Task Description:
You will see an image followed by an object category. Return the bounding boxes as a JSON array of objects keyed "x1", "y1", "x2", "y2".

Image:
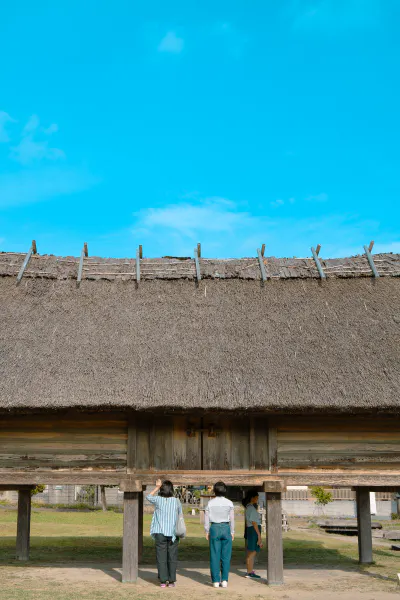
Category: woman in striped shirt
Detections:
[{"x1": 147, "y1": 479, "x2": 183, "y2": 588}]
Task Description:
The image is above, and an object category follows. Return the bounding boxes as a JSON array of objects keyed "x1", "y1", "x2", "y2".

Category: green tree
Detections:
[
  {"x1": 310, "y1": 486, "x2": 333, "y2": 506},
  {"x1": 31, "y1": 484, "x2": 46, "y2": 497}
]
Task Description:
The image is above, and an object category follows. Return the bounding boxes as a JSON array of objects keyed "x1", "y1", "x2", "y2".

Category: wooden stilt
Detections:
[
  {"x1": 16, "y1": 489, "x2": 31, "y2": 561},
  {"x1": 266, "y1": 492, "x2": 284, "y2": 585},
  {"x1": 356, "y1": 487, "x2": 373, "y2": 564},
  {"x1": 122, "y1": 491, "x2": 139, "y2": 582},
  {"x1": 138, "y1": 490, "x2": 144, "y2": 563}
]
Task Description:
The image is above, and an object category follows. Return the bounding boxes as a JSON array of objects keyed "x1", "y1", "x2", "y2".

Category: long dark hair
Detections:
[
  {"x1": 242, "y1": 488, "x2": 259, "y2": 508},
  {"x1": 159, "y1": 480, "x2": 174, "y2": 498}
]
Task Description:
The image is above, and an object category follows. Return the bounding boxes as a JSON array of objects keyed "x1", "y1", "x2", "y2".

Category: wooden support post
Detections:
[
  {"x1": 266, "y1": 491, "x2": 284, "y2": 585},
  {"x1": 197, "y1": 242, "x2": 201, "y2": 258},
  {"x1": 356, "y1": 487, "x2": 373, "y2": 564},
  {"x1": 122, "y1": 492, "x2": 139, "y2": 583},
  {"x1": 139, "y1": 245, "x2": 143, "y2": 259},
  {"x1": 138, "y1": 489, "x2": 144, "y2": 564},
  {"x1": 16, "y1": 489, "x2": 31, "y2": 560}
]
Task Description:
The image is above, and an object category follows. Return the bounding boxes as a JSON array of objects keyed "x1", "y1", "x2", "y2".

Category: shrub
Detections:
[{"x1": 310, "y1": 486, "x2": 333, "y2": 506}]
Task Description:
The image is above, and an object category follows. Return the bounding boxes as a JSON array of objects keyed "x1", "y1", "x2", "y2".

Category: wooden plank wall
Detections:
[
  {"x1": 3, "y1": 411, "x2": 400, "y2": 475},
  {"x1": 276, "y1": 416, "x2": 400, "y2": 471},
  {"x1": 0, "y1": 413, "x2": 127, "y2": 471},
  {"x1": 0, "y1": 413, "x2": 271, "y2": 473}
]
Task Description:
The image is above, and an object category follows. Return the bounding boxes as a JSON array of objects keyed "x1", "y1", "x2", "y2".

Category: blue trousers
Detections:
[{"x1": 209, "y1": 523, "x2": 233, "y2": 583}]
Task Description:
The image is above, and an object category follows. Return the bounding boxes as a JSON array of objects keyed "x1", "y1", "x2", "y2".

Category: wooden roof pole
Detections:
[
  {"x1": 194, "y1": 245, "x2": 201, "y2": 281},
  {"x1": 77, "y1": 242, "x2": 88, "y2": 285},
  {"x1": 16, "y1": 240, "x2": 37, "y2": 284},
  {"x1": 257, "y1": 247, "x2": 268, "y2": 282},
  {"x1": 364, "y1": 240, "x2": 380, "y2": 278},
  {"x1": 311, "y1": 244, "x2": 326, "y2": 279},
  {"x1": 136, "y1": 248, "x2": 140, "y2": 282}
]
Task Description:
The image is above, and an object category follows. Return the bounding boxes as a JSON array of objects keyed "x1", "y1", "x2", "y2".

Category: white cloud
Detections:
[
  {"x1": 306, "y1": 192, "x2": 328, "y2": 202},
  {"x1": 158, "y1": 31, "x2": 184, "y2": 54},
  {"x1": 0, "y1": 111, "x2": 15, "y2": 143},
  {"x1": 0, "y1": 167, "x2": 99, "y2": 209},
  {"x1": 130, "y1": 196, "x2": 385, "y2": 259},
  {"x1": 270, "y1": 197, "x2": 295, "y2": 207},
  {"x1": 10, "y1": 114, "x2": 65, "y2": 165}
]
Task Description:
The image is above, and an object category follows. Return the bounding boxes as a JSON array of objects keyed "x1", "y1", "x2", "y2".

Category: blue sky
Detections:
[{"x1": 0, "y1": 0, "x2": 399, "y2": 259}]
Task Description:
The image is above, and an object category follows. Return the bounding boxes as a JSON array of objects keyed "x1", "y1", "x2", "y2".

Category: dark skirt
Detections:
[{"x1": 245, "y1": 525, "x2": 262, "y2": 552}]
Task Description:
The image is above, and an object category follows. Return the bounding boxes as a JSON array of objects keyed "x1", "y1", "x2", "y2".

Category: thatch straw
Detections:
[{"x1": 0, "y1": 276, "x2": 399, "y2": 412}]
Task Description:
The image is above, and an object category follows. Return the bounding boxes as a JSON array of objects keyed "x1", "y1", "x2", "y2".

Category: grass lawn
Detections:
[{"x1": 1, "y1": 509, "x2": 399, "y2": 599}]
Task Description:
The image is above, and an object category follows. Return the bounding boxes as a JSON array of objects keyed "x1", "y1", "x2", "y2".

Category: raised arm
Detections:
[{"x1": 146, "y1": 479, "x2": 162, "y2": 504}]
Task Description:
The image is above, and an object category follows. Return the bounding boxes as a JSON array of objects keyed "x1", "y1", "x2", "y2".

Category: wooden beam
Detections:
[
  {"x1": 139, "y1": 245, "x2": 143, "y2": 259},
  {"x1": 16, "y1": 489, "x2": 31, "y2": 561},
  {"x1": 194, "y1": 246, "x2": 201, "y2": 281},
  {"x1": 257, "y1": 248, "x2": 268, "y2": 282},
  {"x1": 138, "y1": 490, "x2": 144, "y2": 564},
  {"x1": 311, "y1": 246, "x2": 326, "y2": 279},
  {"x1": 127, "y1": 418, "x2": 136, "y2": 475},
  {"x1": 278, "y1": 473, "x2": 400, "y2": 487},
  {"x1": 249, "y1": 417, "x2": 256, "y2": 470},
  {"x1": 136, "y1": 248, "x2": 140, "y2": 282},
  {"x1": 364, "y1": 243, "x2": 380, "y2": 278},
  {"x1": 4, "y1": 470, "x2": 400, "y2": 488},
  {"x1": 122, "y1": 491, "x2": 139, "y2": 583},
  {"x1": 119, "y1": 479, "x2": 143, "y2": 492},
  {"x1": 0, "y1": 485, "x2": 35, "y2": 492},
  {"x1": 261, "y1": 243, "x2": 266, "y2": 257},
  {"x1": 16, "y1": 242, "x2": 36, "y2": 284},
  {"x1": 266, "y1": 491, "x2": 284, "y2": 585},
  {"x1": 197, "y1": 242, "x2": 201, "y2": 258},
  {"x1": 268, "y1": 427, "x2": 278, "y2": 473},
  {"x1": 315, "y1": 244, "x2": 321, "y2": 255},
  {"x1": 263, "y1": 480, "x2": 286, "y2": 493},
  {"x1": 356, "y1": 487, "x2": 373, "y2": 564}
]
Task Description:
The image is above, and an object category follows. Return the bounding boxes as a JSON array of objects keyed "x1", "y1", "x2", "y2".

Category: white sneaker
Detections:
[
  {"x1": 212, "y1": 582, "x2": 220, "y2": 588},
  {"x1": 221, "y1": 581, "x2": 228, "y2": 588}
]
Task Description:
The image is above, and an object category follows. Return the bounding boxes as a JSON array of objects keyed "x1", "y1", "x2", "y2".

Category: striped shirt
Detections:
[{"x1": 146, "y1": 495, "x2": 183, "y2": 542}]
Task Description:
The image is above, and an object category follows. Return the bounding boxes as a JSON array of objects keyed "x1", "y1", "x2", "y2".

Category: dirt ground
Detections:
[
  {"x1": 2, "y1": 510, "x2": 400, "y2": 599},
  {"x1": 2, "y1": 561, "x2": 400, "y2": 600}
]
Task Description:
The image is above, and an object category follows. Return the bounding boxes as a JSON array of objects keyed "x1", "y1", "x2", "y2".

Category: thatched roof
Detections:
[{"x1": 1, "y1": 252, "x2": 399, "y2": 413}]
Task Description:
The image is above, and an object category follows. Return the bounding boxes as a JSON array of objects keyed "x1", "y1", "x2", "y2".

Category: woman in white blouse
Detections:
[{"x1": 204, "y1": 481, "x2": 235, "y2": 588}]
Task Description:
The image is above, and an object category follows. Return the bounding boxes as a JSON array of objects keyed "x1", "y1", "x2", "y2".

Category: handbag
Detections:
[{"x1": 175, "y1": 499, "x2": 186, "y2": 538}]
